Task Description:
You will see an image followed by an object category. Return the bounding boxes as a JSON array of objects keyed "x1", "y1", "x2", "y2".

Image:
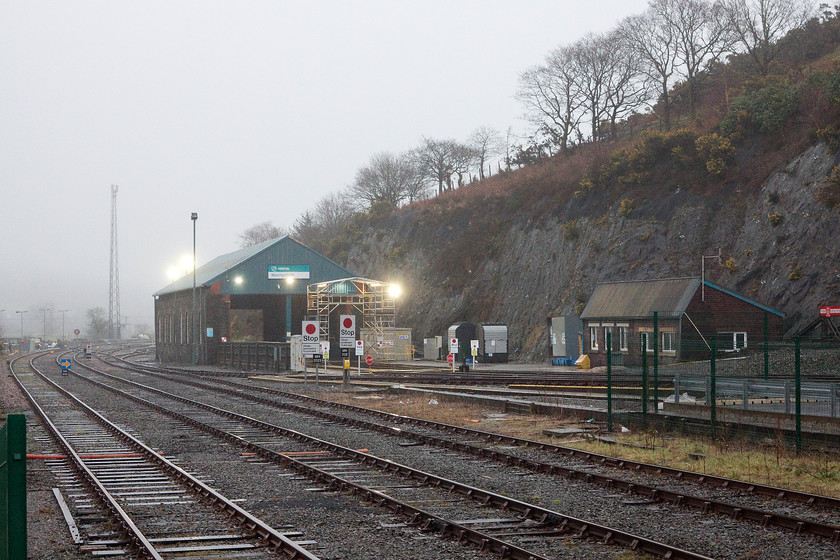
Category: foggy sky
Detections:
[{"x1": 0, "y1": 1, "x2": 649, "y2": 339}]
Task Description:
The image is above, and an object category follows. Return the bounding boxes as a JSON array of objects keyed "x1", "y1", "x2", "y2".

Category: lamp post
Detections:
[
  {"x1": 59, "y1": 309, "x2": 69, "y2": 343},
  {"x1": 16, "y1": 310, "x2": 27, "y2": 346},
  {"x1": 191, "y1": 212, "x2": 198, "y2": 365},
  {"x1": 39, "y1": 308, "x2": 49, "y2": 342}
]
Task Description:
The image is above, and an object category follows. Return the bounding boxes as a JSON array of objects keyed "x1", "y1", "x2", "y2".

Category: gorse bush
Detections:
[{"x1": 720, "y1": 82, "x2": 799, "y2": 136}]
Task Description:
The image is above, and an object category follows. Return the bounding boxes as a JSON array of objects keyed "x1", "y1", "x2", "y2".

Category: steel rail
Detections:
[
  {"x1": 72, "y1": 357, "x2": 713, "y2": 560},
  {"x1": 10, "y1": 354, "x2": 165, "y2": 560},
  {"x1": 23, "y1": 353, "x2": 319, "y2": 560},
  {"x1": 127, "y1": 359, "x2": 840, "y2": 512},
  {"x1": 98, "y1": 359, "x2": 840, "y2": 542},
  {"x1": 111, "y1": 355, "x2": 840, "y2": 510}
]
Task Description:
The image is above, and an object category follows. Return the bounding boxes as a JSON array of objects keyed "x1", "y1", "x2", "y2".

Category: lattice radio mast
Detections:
[{"x1": 109, "y1": 184, "x2": 121, "y2": 340}]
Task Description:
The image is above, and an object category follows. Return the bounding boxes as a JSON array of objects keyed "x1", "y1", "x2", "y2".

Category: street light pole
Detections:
[
  {"x1": 59, "y1": 309, "x2": 69, "y2": 343},
  {"x1": 39, "y1": 308, "x2": 49, "y2": 341},
  {"x1": 191, "y1": 212, "x2": 198, "y2": 365},
  {"x1": 16, "y1": 310, "x2": 27, "y2": 347}
]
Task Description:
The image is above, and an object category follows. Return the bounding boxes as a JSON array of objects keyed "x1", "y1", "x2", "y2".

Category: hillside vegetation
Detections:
[{"x1": 313, "y1": 8, "x2": 840, "y2": 359}]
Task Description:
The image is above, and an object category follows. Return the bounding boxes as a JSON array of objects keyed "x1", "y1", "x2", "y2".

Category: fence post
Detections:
[
  {"x1": 795, "y1": 338, "x2": 802, "y2": 455},
  {"x1": 641, "y1": 333, "x2": 648, "y2": 425},
  {"x1": 1, "y1": 414, "x2": 27, "y2": 560},
  {"x1": 674, "y1": 374, "x2": 681, "y2": 404},
  {"x1": 763, "y1": 311, "x2": 769, "y2": 380},
  {"x1": 710, "y1": 337, "x2": 717, "y2": 441},
  {"x1": 784, "y1": 381, "x2": 791, "y2": 415},
  {"x1": 606, "y1": 332, "x2": 613, "y2": 432},
  {"x1": 832, "y1": 386, "x2": 838, "y2": 419},
  {"x1": 743, "y1": 380, "x2": 749, "y2": 410},
  {"x1": 653, "y1": 311, "x2": 659, "y2": 413}
]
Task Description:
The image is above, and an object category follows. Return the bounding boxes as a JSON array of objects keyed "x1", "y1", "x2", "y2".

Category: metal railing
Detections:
[{"x1": 1, "y1": 414, "x2": 26, "y2": 560}]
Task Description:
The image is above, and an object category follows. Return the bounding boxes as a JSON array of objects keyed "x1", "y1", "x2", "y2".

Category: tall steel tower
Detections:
[{"x1": 108, "y1": 184, "x2": 121, "y2": 340}]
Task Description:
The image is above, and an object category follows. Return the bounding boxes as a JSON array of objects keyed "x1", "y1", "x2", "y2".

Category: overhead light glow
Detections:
[
  {"x1": 234, "y1": 276, "x2": 244, "y2": 285},
  {"x1": 388, "y1": 283, "x2": 402, "y2": 298},
  {"x1": 285, "y1": 277, "x2": 295, "y2": 285}
]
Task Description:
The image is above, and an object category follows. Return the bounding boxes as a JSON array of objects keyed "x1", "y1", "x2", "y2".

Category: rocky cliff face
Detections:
[{"x1": 345, "y1": 142, "x2": 840, "y2": 360}]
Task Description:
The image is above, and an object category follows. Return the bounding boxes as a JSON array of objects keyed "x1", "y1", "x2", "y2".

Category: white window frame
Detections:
[
  {"x1": 589, "y1": 326, "x2": 599, "y2": 351},
  {"x1": 618, "y1": 326, "x2": 629, "y2": 351},
  {"x1": 661, "y1": 331, "x2": 675, "y2": 353},
  {"x1": 718, "y1": 332, "x2": 748, "y2": 352},
  {"x1": 640, "y1": 331, "x2": 654, "y2": 352}
]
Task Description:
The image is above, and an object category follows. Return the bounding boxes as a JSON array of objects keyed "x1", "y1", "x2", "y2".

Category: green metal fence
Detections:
[
  {"x1": 598, "y1": 313, "x2": 840, "y2": 452},
  {"x1": 1, "y1": 414, "x2": 26, "y2": 560}
]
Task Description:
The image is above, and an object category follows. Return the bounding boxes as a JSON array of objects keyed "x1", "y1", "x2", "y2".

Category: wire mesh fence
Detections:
[{"x1": 598, "y1": 315, "x2": 840, "y2": 451}]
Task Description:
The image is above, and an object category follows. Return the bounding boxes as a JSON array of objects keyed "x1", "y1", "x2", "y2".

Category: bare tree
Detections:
[
  {"x1": 313, "y1": 191, "x2": 357, "y2": 238},
  {"x1": 469, "y1": 127, "x2": 502, "y2": 179},
  {"x1": 602, "y1": 29, "x2": 651, "y2": 139},
  {"x1": 666, "y1": 0, "x2": 735, "y2": 119},
  {"x1": 238, "y1": 221, "x2": 287, "y2": 248},
  {"x1": 517, "y1": 45, "x2": 584, "y2": 153},
  {"x1": 722, "y1": 0, "x2": 814, "y2": 76},
  {"x1": 291, "y1": 192, "x2": 357, "y2": 247},
  {"x1": 350, "y1": 152, "x2": 427, "y2": 207},
  {"x1": 86, "y1": 307, "x2": 109, "y2": 340},
  {"x1": 413, "y1": 138, "x2": 475, "y2": 195},
  {"x1": 619, "y1": 8, "x2": 680, "y2": 130},
  {"x1": 572, "y1": 33, "x2": 615, "y2": 142}
]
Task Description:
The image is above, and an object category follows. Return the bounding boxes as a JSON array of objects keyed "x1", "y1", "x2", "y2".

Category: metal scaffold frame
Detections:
[{"x1": 306, "y1": 277, "x2": 397, "y2": 345}]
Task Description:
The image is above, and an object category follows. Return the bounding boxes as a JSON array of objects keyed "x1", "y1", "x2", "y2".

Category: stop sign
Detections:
[
  {"x1": 74, "y1": 329, "x2": 80, "y2": 335},
  {"x1": 365, "y1": 355, "x2": 374, "y2": 365},
  {"x1": 447, "y1": 353, "x2": 454, "y2": 364}
]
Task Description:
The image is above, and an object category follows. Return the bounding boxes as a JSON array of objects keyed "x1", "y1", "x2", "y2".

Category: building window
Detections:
[
  {"x1": 661, "y1": 331, "x2": 675, "y2": 353},
  {"x1": 604, "y1": 326, "x2": 614, "y2": 351},
  {"x1": 589, "y1": 326, "x2": 598, "y2": 351},
  {"x1": 718, "y1": 332, "x2": 747, "y2": 352},
  {"x1": 640, "y1": 331, "x2": 653, "y2": 352},
  {"x1": 618, "y1": 327, "x2": 628, "y2": 351}
]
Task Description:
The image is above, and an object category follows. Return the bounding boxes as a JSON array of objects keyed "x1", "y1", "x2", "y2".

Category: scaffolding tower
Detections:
[
  {"x1": 108, "y1": 184, "x2": 121, "y2": 340},
  {"x1": 307, "y1": 277, "x2": 396, "y2": 347}
]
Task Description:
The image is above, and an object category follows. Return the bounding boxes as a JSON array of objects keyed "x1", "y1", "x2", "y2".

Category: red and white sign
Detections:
[
  {"x1": 73, "y1": 329, "x2": 80, "y2": 336},
  {"x1": 339, "y1": 314, "x2": 356, "y2": 348},
  {"x1": 365, "y1": 355, "x2": 374, "y2": 365},
  {"x1": 302, "y1": 321, "x2": 320, "y2": 355},
  {"x1": 355, "y1": 339, "x2": 364, "y2": 356},
  {"x1": 820, "y1": 306, "x2": 840, "y2": 317},
  {"x1": 446, "y1": 353, "x2": 454, "y2": 364},
  {"x1": 449, "y1": 337, "x2": 458, "y2": 354}
]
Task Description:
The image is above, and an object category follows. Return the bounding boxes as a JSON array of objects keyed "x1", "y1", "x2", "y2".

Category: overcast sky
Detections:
[{"x1": 1, "y1": 0, "x2": 650, "y2": 339}]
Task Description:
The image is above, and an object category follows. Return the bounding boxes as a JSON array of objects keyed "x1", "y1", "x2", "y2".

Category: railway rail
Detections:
[
  {"x1": 61, "y1": 352, "x2": 720, "y2": 559},
  {"x1": 98, "y1": 355, "x2": 840, "y2": 541},
  {"x1": 10, "y1": 353, "x2": 319, "y2": 560}
]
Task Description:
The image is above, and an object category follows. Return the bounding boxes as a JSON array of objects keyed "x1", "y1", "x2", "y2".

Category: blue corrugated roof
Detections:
[{"x1": 153, "y1": 236, "x2": 353, "y2": 296}]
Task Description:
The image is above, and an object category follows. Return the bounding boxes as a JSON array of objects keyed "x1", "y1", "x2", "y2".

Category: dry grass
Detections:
[{"x1": 320, "y1": 390, "x2": 840, "y2": 498}]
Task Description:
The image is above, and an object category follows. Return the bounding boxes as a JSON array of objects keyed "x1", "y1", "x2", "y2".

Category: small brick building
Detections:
[{"x1": 580, "y1": 278, "x2": 784, "y2": 367}]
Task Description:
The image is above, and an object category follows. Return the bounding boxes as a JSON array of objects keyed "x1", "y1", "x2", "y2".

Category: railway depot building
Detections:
[
  {"x1": 580, "y1": 278, "x2": 784, "y2": 368},
  {"x1": 153, "y1": 236, "x2": 354, "y2": 365}
]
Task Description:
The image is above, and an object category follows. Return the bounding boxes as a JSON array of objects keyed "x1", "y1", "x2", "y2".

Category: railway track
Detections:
[
  {"x1": 97, "y1": 356, "x2": 840, "y2": 541},
  {"x1": 58, "y1": 352, "x2": 840, "y2": 558},
  {"x1": 59, "y1": 352, "x2": 721, "y2": 559},
  {"x1": 10, "y1": 353, "x2": 319, "y2": 560}
]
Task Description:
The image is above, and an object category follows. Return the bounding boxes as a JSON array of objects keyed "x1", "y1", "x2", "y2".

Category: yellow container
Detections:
[{"x1": 574, "y1": 354, "x2": 591, "y2": 369}]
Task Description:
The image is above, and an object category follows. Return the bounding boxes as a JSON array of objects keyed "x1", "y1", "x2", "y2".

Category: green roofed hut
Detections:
[
  {"x1": 153, "y1": 236, "x2": 354, "y2": 366},
  {"x1": 580, "y1": 277, "x2": 784, "y2": 368}
]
